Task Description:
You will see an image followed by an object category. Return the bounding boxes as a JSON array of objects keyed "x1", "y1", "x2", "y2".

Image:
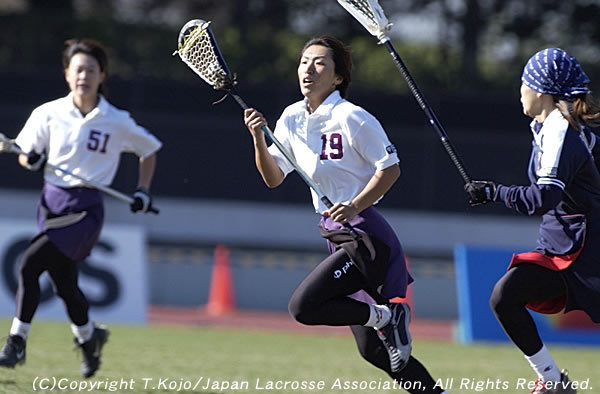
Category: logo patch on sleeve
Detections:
[
  {"x1": 386, "y1": 144, "x2": 397, "y2": 154},
  {"x1": 537, "y1": 166, "x2": 558, "y2": 177}
]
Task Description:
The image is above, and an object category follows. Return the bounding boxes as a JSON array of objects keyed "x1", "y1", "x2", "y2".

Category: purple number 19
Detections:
[{"x1": 320, "y1": 133, "x2": 343, "y2": 160}]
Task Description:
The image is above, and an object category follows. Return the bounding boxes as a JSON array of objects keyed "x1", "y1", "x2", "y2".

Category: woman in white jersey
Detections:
[
  {"x1": 244, "y1": 36, "x2": 447, "y2": 394},
  {"x1": 0, "y1": 39, "x2": 162, "y2": 378}
]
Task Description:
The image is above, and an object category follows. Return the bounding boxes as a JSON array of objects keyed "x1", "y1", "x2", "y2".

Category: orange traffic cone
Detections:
[{"x1": 206, "y1": 245, "x2": 236, "y2": 315}]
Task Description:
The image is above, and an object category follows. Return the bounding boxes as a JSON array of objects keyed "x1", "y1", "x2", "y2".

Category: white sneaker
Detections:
[{"x1": 374, "y1": 302, "x2": 412, "y2": 372}]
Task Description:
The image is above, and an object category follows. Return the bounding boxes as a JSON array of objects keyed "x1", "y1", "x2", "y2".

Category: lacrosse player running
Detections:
[
  {"x1": 465, "y1": 48, "x2": 600, "y2": 394},
  {"x1": 0, "y1": 38, "x2": 162, "y2": 378},
  {"x1": 244, "y1": 36, "x2": 447, "y2": 394}
]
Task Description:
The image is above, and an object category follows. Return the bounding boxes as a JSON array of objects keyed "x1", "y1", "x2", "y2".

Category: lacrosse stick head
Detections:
[
  {"x1": 173, "y1": 19, "x2": 235, "y2": 91},
  {"x1": 337, "y1": 0, "x2": 392, "y2": 43}
]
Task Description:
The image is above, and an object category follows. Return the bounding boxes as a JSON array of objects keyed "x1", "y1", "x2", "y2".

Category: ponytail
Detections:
[{"x1": 556, "y1": 94, "x2": 600, "y2": 130}]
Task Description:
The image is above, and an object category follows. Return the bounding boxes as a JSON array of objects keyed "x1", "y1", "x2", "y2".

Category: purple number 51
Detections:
[{"x1": 87, "y1": 130, "x2": 110, "y2": 153}]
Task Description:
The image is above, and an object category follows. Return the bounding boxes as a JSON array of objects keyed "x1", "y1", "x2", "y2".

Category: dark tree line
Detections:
[{"x1": 0, "y1": 0, "x2": 598, "y2": 95}]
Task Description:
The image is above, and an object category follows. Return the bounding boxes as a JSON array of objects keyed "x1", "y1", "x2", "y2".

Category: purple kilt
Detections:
[
  {"x1": 320, "y1": 206, "x2": 413, "y2": 300},
  {"x1": 37, "y1": 182, "x2": 104, "y2": 262}
]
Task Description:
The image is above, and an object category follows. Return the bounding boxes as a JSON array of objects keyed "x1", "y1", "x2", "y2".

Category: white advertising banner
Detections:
[{"x1": 0, "y1": 220, "x2": 147, "y2": 323}]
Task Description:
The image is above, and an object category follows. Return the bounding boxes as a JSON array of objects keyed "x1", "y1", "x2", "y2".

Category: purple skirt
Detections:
[
  {"x1": 37, "y1": 183, "x2": 104, "y2": 262},
  {"x1": 320, "y1": 206, "x2": 413, "y2": 299}
]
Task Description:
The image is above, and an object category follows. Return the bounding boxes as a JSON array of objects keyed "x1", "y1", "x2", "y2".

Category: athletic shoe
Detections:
[
  {"x1": 531, "y1": 370, "x2": 577, "y2": 394},
  {"x1": 74, "y1": 325, "x2": 109, "y2": 378},
  {"x1": 0, "y1": 335, "x2": 26, "y2": 368},
  {"x1": 374, "y1": 302, "x2": 412, "y2": 372}
]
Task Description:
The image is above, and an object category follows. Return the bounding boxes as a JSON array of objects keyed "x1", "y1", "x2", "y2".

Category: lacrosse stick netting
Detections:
[
  {"x1": 337, "y1": 0, "x2": 472, "y2": 184},
  {"x1": 174, "y1": 19, "x2": 360, "y2": 239},
  {"x1": 173, "y1": 19, "x2": 235, "y2": 90},
  {"x1": 337, "y1": 0, "x2": 392, "y2": 43}
]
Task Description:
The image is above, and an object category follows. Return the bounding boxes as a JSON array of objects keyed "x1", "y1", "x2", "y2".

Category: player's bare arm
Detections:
[
  {"x1": 244, "y1": 108, "x2": 284, "y2": 188},
  {"x1": 325, "y1": 164, "x2": 400, "y2": 223},
  {"x1": 243, "y1": 108, "x2": 267, "y2": 137},
  {"x1": 136, "y1": 153, "x2": 157, "y2": 190},
  {"x1": 17, "y1": 153, "x2": 28, "y2": 168}
]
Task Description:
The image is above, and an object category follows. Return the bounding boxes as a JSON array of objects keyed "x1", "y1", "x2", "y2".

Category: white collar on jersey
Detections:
[
  {"x1": 65, "y1": 92, "x2": 109, "y2": 117},
  {"x1": 530, "y1": 108, "x2": 569, "y2": 147},
  {"x1": 530, "y1": 108, "x2": 564, "y2": 135},
  {"x1": 303, "y1": 90, "x2": 344, "y2": 117}
]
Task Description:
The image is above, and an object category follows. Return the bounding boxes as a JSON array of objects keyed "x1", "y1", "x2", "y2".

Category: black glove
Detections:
[
  {"x1": 25, "y1": 151, "x2": 46, "y2": 172},
  {"x1": 130, "y1": 188, "x2": 152, "y2": 213},
  {"x1": 464, "y1": 180, "x2": 496, "y2": 206}
]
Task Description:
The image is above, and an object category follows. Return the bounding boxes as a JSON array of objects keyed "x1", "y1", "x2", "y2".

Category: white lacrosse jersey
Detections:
[
  {"x1": 15, "y1": 93, "x2": 162, "y2": 188},
  {"x1": 269, "y1": 90, "x2": 399, "y2": 213}
]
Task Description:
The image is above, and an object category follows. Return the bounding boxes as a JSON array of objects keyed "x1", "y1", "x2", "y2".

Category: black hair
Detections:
[
  {"x1": 62, "y1": 38, "x2": 109, "y2": 96},
  {"x1": 299, "y1": 35, "x2": 352, "y2": 98}
]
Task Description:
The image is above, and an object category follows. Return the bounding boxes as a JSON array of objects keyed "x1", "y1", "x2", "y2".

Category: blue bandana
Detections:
[{"x1": 521, "y1": 48, "x2": 591, "y2": 99}]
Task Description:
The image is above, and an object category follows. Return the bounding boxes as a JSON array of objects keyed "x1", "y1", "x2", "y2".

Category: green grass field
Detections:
[{"x1": 0, "y1": 319, "x2": 597, "y2": 394}]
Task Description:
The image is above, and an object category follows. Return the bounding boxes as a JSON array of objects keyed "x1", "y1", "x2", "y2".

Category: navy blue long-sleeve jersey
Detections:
[{"x1": 495, "y1": 109, "x2": 600, "y2": 256}]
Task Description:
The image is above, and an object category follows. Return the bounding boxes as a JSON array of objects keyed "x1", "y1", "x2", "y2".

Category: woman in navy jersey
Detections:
[
  {"x1": 465, "y1": 47, "x2": 600, "y2": 394},
  {"x1": 0, "y1": 38, "x2": 162, "y2": 378},
  {"x1": 244, "y1": 35, "x2": 447, "y2": 394}
]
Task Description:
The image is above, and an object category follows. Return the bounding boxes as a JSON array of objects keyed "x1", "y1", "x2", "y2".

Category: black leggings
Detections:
[
  {"x1": 489, "y1": 263, "x2": 566, "y2": 356},
  {"x1": 288, "y1": 249, "x2": 442, "y2": 394},
  {"x1": 17, "y1": 234, "x2": 89, "y2": 326}
]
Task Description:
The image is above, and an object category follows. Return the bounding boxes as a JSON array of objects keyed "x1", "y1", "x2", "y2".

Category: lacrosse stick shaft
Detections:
[
  {"x1": 48, "y1": 163, "x2": 160, "y2": 214},
  {"x1": 5, "y1": 139, "x2": 159, "y2": 214},
  {"x1": 382, "y1": 41, "x2": 471, "y2": 184},
  {"x1": 231, "y1": 92, "x2": 360, "y2": 239},
  {"x1": 48, "y1": 165, "x2": 129, "y2": 203}
]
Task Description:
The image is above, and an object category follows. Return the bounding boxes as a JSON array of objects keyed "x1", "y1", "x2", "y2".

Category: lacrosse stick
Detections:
[
  {"x1": 338, "y1": 0, "x2": 472, "y2": 184},
  {"x1": 173, "y1": 19, "x2": 359, "y2": 239},
  {"x1": 0, "y1": 132, "x2": 159, "y2": 214}
]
